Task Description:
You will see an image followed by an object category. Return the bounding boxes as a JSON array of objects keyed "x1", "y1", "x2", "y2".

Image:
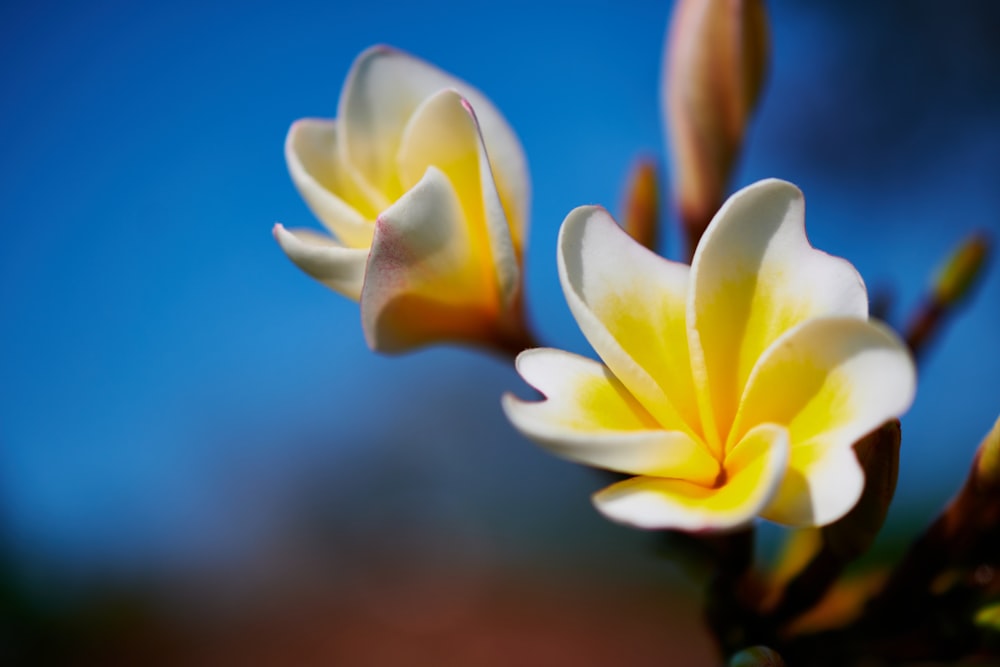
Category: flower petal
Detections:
[
  {"x1": 285, "y1": 119, "x2": 377, "y2": 247},
  {"x1": 273, "y1": 223, "x2": 368, "y2": 300},
  {"x1": 396, "y1": 90, "x2": 519, "y2": 311},
  {"x1": 593, "y1": 423, "x2": 789, "y2": 532},
  {"x1": 359, "y1": 166, "x2": 496, "y2": 353},
  {"x1": 465, "y1": 98, "x2": 522, "y2": 311},
  {"x1": 730, "y1": 316, "x2": 915, "y2": 526},
  {"x1": 689, "y1": 179, "x2": 869, "y2": 453},
  {"x1": 337, "y1": 45, "x2": 529, "y2": 247},
  {"x1": 502, "y1": 348, "x2": 720, "y2": 482},
  {"x1": 762, "y1": 443, "x2": 865, "y2": 527},
  {"x1": 558, "y1": 206, "x2": 701, "y2": 437},
  {"x1": 733, "y1": 317, "x2": 915, "y2": 451}
]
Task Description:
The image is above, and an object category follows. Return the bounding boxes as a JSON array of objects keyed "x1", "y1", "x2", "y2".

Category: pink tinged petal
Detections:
[
  {"x1": 337, "y1": 46, "x2": 530, "y2": 245},
  {"x1": 359, "y1": 167, "x2": 497, "y2": 353},
  {"x1": 730, "y1": 317, "x2": 916, "y2": 526},
  {"x1": 502, "y1": 349, "x2": 720, "y2": 483},
  {"x1": 593, "y1": 423, "x2": 789, "y2": 532},
  {"x1": 273, "y1": 224, "x2": 368, "y2": 300},
  {"x1": 689, "y1": 179, "x2": 869, "y2": 454},
  {"x1": 557, "y1": 206, "x2": 701, "y2": 437},
  {"x1": 463, "y1": 98, "x2": 522, "y2": 312},
  {"x1": 396, "y1": 90, "x2": 519, "y2": 312},
  {"x1": 284, "y1": 119, "x2": 378, "y2": 247}
]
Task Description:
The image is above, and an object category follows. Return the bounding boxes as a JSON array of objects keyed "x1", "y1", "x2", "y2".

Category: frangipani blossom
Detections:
[
  {"x1": 275, "y1": 46, "x2": 531, "y2": 354},
  {"x1": 504, "y1": 179, "x2": 916, "y2": 532}
]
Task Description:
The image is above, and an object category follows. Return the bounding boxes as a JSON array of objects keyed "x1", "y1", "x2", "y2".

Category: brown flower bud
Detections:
[
  {"x1": 906, "y1": 230, "x2": 991, "y2": 359},
  {"x1": 620, "y1": 156, "x2": 662, "y2": 252},
  {"x1": 973, "y1": 414, "x2": 1000, "y2": 493},
  {"x1": 662, "y1": 0, "x2": 770, "y2": 259},
  {"x1": 932, "y1": 231, "x2": 991, "y2": 307}
]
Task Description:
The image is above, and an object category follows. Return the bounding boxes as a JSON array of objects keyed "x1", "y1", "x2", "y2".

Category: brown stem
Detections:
[
  {"x1": 703, "y1": 527, "x2": 764, "y2": 658},
  {"x1": 904, "y1": 299, "x2": 945, "y2": 362}
]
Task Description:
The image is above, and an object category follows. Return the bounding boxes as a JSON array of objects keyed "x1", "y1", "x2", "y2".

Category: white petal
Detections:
[
  {"x1": 396, "y1": 90, "x2": 519, "y2": 311},
  {"x1": 273, "y1": 224, "x2": 368, "y2": 300},
  {"x1": 502, "y1": 349, "x2": 719, "y2": 483},
  {"x1": 593, "y1": 423, "x2": 789, "y2": 532},
  {"x1": 732, "y1": 317, "x2": 915, "y2": 526},
  {"x1": 688, "y1": 178, "x2": 869, "y2": 450},
  {"x1": 733, "y1": 317, "x2": 916, "y2": 452},
  {"x1": 285, "y1": 119, "x2": 377, "y2": 248},
  {"x1": 762, "y1": 443, "x2": 865, "y2": 527},
  {"x1": 557, "y1": 206, "x2": 700, "y2": 436},
  {"x1": 337, "y1": 46, "x2": 529, "y2": 245},
  {"x1": 359, "y1": 167, "x2": 496, "y2": 353},
  {"x1": 465, "y1": 97, "x2": 522, "y2": 311}
]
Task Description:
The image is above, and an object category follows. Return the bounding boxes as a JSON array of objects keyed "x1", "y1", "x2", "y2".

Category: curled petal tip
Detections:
[
  {"x1": 357, "y1": 44, "x2": 397, "y2": 61},
  {"x1": 459, "y1": 95, "x2": 476, "y2": 116}
]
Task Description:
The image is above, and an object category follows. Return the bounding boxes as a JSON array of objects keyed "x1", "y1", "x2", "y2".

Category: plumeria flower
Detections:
[
  {"x1": 274, "y1": 46, "x2": 531, "y2": 354},
  {"x1": 503, "y1": 179, "x2": 916, "y2": 532}
]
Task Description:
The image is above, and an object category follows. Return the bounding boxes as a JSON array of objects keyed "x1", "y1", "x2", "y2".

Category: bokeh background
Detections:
[{"x1": 2, "y1": 0, "x2": 999, "y2": 664}]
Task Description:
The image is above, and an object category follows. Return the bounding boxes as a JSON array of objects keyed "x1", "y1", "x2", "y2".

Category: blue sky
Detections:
[{"x1": 1, "y1": 0, "x2": 998, "y2": 582}]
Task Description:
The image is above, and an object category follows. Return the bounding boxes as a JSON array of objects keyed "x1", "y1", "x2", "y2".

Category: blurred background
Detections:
[{"x1": 1, "y1": 0, "x2": 998, "y2": 664}]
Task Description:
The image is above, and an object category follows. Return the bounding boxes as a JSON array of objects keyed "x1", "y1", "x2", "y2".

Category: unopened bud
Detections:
[
  {"x1": 932, "y1": 231, "x2": 990, "y2": 307},
  {"x1": 662, "y1": 0, "x2": 769, "y2": 258},
  {"x1": 906, "y1": 231, "x2": 991, "y2": 360},
  {"x1": 621, "y1": 156, "x2": 661, "y2": 252},
  {"x1": 973, "y1": 414, "x2": 1000, "y2": 493},
  {"x1": 975, "y1": 602, "x2": 1000, "y2": 631}
]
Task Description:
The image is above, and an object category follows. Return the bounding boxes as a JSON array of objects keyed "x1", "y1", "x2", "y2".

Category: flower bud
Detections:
[
  {"x1": 973, "y1": 414, "x2": 1000, "y2": 493},
  {"x1": 906, "y1": 231, "x2": 991, "y2": 359},
  {"x1": 932, "y1": 231, "x2": 991, "y2": 307},
  {"x1": 975, "y1": 602, "x2": 1000, "y2": 631},
  {"x1": 620, "y1": 155, "x2": 661, "y2": 252},
  {"x1": 662, "y1": 0, "x2": 769, "y2": 258}
]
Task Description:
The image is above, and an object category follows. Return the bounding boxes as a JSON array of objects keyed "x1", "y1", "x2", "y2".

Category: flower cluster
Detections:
[
  {"x1": 276, "y1": 43, "x2": 917, "y2": 534},
  {"x1": 275, "y1": 6, "x2": 997, "y2": 661}
]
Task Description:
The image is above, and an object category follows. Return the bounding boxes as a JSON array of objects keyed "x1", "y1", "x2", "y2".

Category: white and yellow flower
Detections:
[
  {"x1": 274, "y1": 46, "x2": 531, "y2": 354},
  {"x1": 503, "y1": 179, "x2": 916, "y2": 531}
]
